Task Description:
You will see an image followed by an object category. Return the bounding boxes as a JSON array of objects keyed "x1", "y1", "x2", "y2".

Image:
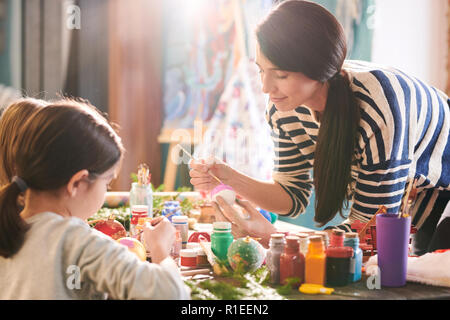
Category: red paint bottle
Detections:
[
  {"x1": 329, "y1": 229, "x2": 345, "y2": 247},
  {"x1": 279, "y1": 236, "x2": 305, "y2": 287}
]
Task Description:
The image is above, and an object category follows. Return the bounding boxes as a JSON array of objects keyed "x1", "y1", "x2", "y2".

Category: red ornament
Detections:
[{"x1": 94, "y1": 215, "x2": 127, "y2": 240}]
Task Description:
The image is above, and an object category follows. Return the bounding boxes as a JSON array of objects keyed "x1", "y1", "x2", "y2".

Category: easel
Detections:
[{"x1": 157, "y1": 123, "x2": 207, "y2": 191}]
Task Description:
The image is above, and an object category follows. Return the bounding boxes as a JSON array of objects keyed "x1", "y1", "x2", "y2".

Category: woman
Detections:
[{"x1": 189, "y1": 0, "x2": 450, "y2": 255}]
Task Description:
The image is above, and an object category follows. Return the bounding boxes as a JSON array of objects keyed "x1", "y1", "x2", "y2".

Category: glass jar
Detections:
[
  {"x1": 305, "y1": 236, "x2": 326, "y2": 285},
  {"x1": 280, "y1": 236, "x2": 305, "y2": 287},
  {"x1": 129, "y1": 182, "x2": 153, "y2": 218},
  {"x1": 210, "y1": 221, "x2": 234, "y2": 264},
  {"x1": 344, "y1": 232, "x2": 363, "y2": 282},
  {"x1": 172, "y1": 215, "x2": 189, "y2": 249},
  {"x1": 266, "y1": 233, "x2": 286, "y2": 284}
]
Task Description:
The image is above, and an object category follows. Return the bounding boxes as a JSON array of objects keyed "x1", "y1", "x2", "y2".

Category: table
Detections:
[{"x1": 187, "y1": 221, "x2": 450, "y2": 300}]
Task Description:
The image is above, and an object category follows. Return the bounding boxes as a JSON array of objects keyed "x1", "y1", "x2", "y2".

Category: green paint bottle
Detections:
[{"x1": 211, "y1": 222, "x2": 234, "y2": 264}]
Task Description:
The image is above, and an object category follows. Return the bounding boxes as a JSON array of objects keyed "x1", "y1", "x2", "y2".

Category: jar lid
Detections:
[
  {"x1": 186, "y1": 242, "x2": 201, "y2": 249},
  {"x1": 180, "y1": 249, "x2": 198, "y2": 258},
  {"x1": 172, "y1": 215, "x2": 188, "y2": 223},
  {"x1": 270, "y1": 233, "x2": 285, "y2": 239},
  {"x1": 309, "y1": 236, "x2": 323, "y2": 243},
  {"x1": 326, "y1": 246, "x2": 354, "y2": 258},
  {"x1": 285, "y1": 236, "x2": 300, "y2": 245},
  {"x1": 213, "y1": 221, "x2": 231, "y2": 230},
  {"x1": 295, "y1": 232, "x2": 309, "y2": 239},
  {"x1": 131, "y1": 205, "x2": 148, "y2": 213},
  {"x1": 345, "y1": 232, "x2": 358, "y2": 239},
  {"x1": 332, "y1": 229, "x2": 345, "y2": 236}
]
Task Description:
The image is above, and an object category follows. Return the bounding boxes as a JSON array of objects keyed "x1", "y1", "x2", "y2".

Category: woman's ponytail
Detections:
[
  {"x1": 0, "y1": 182, "x2": 29, "y2": 258},
  {"x1": 313, "y1": 73, "x2": 360, "y2": 226}
]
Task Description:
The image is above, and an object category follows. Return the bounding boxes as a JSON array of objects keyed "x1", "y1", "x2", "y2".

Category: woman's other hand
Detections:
[{"x1": 212, "y1": 196, "x2": 276, "y2": 248}]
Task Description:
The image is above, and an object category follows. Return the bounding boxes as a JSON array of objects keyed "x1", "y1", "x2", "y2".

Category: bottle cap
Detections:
[
  {"x1": 332, "y1": 229, "x2": 345, "y2": 236},
  {"x1": 180, "y1": 249, "x2": 198, "y2": 258},
  {"x1": 186, "y1": 242, "x2": 201, "y2": 250},
  {"x1": 326, "y1": 246, "x2": 354, "y2": 258},
  {"x1": 195, "y1": 247, "x2": 206, "y2": 256},
  {"x1": 296, "y1": 232, "x2": 310, "y2": 239},
  {"x1": 345, "y1": 232, "x2": 358, "y2": 239},
  {"x1": 270, "y1": 233, "x2": 285, "y2": 239},
  {"x1": 172, "y1": 215, "x2": 188, "y2": 223},
  {"x1": 309, "y1": 236, "x2": 323, "y2": 243},
  {"x1": 131, "y1": 205, "x2": 148, "y2": 214},
  {"x1": 213, "y1": 221, "x2": 231, "y2": 231},
  {"x1": 285, "y1": 236, "x2": 300, "y2": 246}
]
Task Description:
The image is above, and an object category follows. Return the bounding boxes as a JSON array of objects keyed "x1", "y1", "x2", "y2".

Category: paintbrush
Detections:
[
  {"x1": 176, "y1": 144, "x2": 223, "y2": 185},
  {"x1": 399, "y1": 178, "x2": 415, "y2": 218},
  {"x1": 358, "y1": 205, "x2": 386, "y2": 240}
]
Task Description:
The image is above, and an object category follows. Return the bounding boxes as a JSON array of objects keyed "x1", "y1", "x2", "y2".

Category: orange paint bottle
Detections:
[{"x1": 305, "y1": 236, "x2": 326, "y2": 285}]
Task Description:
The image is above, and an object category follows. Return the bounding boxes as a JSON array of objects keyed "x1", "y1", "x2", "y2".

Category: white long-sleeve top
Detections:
[{"x1": 0, "y1": 212, "x2": 191, "y2": 300}]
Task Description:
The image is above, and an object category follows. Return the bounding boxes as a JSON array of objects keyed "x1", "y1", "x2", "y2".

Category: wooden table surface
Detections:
[{"x1": 189, "y1": 221, "x2": 450, "y2": 300}]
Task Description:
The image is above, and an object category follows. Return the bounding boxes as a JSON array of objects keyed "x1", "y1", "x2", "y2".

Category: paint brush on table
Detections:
[{"x1": 176, "y1": 144, "x2": 223, "y2": 185}]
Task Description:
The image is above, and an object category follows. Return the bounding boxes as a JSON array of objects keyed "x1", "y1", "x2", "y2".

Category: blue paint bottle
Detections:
[{"x1": 344, "y1": 232, "x2": 362, "y2": 282}]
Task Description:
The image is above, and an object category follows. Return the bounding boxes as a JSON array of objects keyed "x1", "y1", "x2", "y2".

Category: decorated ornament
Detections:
[
  {"x1": 211, "y1": 184, "x2": 236, "y2": 205},
  {"x1": 117, "y1": 237, "x2": 147, "y2": 261},
  {"x1": 227, "y1": 236, "x2": 266, "y2": 273},
  {"x1": 93, "y1": 215, "x2": 127, "y2": 240}
]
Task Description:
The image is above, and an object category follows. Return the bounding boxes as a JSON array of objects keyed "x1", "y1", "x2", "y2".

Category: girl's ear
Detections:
[{"x1": 66, "y1": 169, "x2": 90, "y2": 197}]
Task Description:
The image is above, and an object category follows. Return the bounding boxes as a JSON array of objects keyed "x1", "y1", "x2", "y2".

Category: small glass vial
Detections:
[
  {"x1": 196, "y1": 248, "x2": 209, "y2": 268},
  {"x1": 329, "y1": 229, "x2": 345, "y2": 247},
  {"x1": 296, "y1": 233, "x2": 310, "y2": 257},
  {"x1": 172, "y1": 215, "x2": 189, "y2": 249},
  {"x1": 344, "y1": 232, "x2": 363, "y2": 282},
  {"x1": 266, "y1": 233, "x2": 286, "y2": 285},
  {"x1": 325, "y1": 246, "x2": 354, "y2": 287},
  {"x1": 280, "y1": 236, "x2": 305, "y2": 287},
  {"x1": 211, "y1": 222, "x2": 234, "y2": 264},
  {"x1": 305, "y1": 236, "x2": 326, "y2": 285},
  {"x1": 129, "y1": 182, "x2": 153, "y2": 218}
]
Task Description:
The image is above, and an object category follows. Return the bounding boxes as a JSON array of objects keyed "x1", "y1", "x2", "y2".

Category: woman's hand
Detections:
[
  {"x1": 212, "y1": 196, "x2": 277, "y2": 248},
  {"x1": 188, "y1": 158, "x2": 234, "y2": 192},
  {"x1": 143, "y1": 217, "x2": 175, "y2": 264}
]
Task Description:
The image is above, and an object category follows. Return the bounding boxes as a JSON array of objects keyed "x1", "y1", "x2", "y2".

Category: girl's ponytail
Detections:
[
  {"x1": 0, "y1": 182, "x2": 29, "y2": 258},
  {"x1": 313, "y1": 73, "x2": 360, "y2": 226}
]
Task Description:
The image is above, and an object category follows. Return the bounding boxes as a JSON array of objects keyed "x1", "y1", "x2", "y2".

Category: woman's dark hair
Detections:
[
  {"x1": 256, "y1": 0, "x2": 360, "y2": 226},
  {"x1": 0, "y1": 98, "x2": 124, "y2": 258}
]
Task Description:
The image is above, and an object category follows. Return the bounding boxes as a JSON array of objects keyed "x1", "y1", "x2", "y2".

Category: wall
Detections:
[{"x1": 371, "y1": 0, "x2": 448, "y2": 91}]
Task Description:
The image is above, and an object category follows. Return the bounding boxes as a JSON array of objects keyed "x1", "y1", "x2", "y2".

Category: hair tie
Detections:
[{"x1": 12, "y1": 176, "x2": 28, "y2": 192}]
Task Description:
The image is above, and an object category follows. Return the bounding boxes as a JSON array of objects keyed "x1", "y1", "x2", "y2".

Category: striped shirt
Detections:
[{"x1": 266, "y1": 60, "x2": 450, "y2": 231}]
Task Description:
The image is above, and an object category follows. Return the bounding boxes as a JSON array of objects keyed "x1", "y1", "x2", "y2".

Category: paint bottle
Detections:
[
  {"x1": 266, "y1": 233, "x2": 286, "y2": 284},
  {"x1": 296, "y1": 233, "x2": 310, "y2": 257},
  {"x1": 211, "y1": 222, "x2": 234, "y2": 264},
  {"x1": 280, "y1": 236, "x2": 305, "y2": 287},
  {"x1": 172, "y1": 215, "x2": 189, "y2": 249},
  {"x1": 305, "y1": 236, "x2": 326, "y2": 285},
  {"x1": 344, "y1": 232, "x2": 363, "y2": 282},
  {"x1": 315, "y1": 231, "x2": 329, "y2": 248},
  {"x1": 325, "y1": 246, "x2": 354, "y2": 287},
  {"x1": 329, "y1": 229, "x2": 345, "y2": 247},
  {"x1": 180, "y1": 249, "x2": 198, "y2": 268}
]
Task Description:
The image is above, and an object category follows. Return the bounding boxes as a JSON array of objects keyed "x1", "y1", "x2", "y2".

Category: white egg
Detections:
[{"x1": 212, "y1": 188, "x2": 236, "y2": 205}]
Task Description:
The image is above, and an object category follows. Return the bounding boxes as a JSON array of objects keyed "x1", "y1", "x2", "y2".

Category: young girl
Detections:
[
  {"x1": 0, "y1": 98, "x2": 190, "y2": 299},
  {"x1": 0, "y1": 98, "x2": 47, "y2": 186},
  {"x1": 190, "y1": 0, "x2": 450, "y2": 255}
]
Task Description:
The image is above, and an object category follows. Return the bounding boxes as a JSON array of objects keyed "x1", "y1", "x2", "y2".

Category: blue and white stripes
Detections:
[{"x1": 266, "y1": 60, "x2": 450, "y2": 230}]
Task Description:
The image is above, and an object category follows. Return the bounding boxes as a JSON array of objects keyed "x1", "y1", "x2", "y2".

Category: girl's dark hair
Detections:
[
  {"x1": 256, "y1": 0, "x2": 360, "y2": 226},
  {"x1": 0, "y1": 98, "x2": 124, "y2": 258}
]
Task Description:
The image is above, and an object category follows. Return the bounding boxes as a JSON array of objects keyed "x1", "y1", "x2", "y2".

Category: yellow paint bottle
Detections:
[{"x1": 305, "y1": 236, "x2": 326, "y2": 285}]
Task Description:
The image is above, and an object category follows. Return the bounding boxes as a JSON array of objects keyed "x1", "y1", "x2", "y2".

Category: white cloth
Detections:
[
  {"x1": 365, "y1": 251, "x2": 450, "y2": 288},
  {"x1": 0, "y1": 212, "x2": 191, "y2": 300}
]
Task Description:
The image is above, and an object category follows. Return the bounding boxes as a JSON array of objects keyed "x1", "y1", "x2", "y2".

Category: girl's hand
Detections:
[
  {"x1": 143, "y1": 217, "x2": 175, "y2": 264},
  {"x1": 188, "y1": 158, "x2": 234, "y2": 192},
  {"x1": 212, "y1": 196, "x2": 276, "y2": 248}
]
